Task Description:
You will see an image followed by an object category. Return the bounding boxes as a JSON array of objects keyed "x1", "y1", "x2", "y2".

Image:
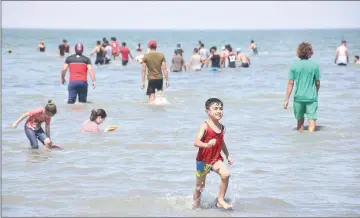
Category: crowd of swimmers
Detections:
[{"x1": 8, "y1": 36, "x2": 360, "y2": 211}]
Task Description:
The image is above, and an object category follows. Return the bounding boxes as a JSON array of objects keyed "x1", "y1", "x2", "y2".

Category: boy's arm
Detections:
[
  {"x1": 221, "y1": 142, "x2": 230, "y2": 159},
  {"x1": 12, "y1": 112, "x2": 30, "y2": 128},
  {"x1": 194, "y1": 123, "x2": 210, "y2": 148}
]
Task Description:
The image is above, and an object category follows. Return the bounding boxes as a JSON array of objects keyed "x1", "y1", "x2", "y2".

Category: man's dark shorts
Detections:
[
  {"x1": 68, "y1": 81, "x2": 88, "y2": 104},
  {"x1": 122, "y1": 60, "x2": 129, "y2": 66},
  {"x1": 146, "y1": 79, "x2": 163, "y2": 95}
]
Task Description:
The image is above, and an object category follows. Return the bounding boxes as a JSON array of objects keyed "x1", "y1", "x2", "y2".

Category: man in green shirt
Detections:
[{"x1": 284, "y1": 42, "x2": 321, "y2": 132}]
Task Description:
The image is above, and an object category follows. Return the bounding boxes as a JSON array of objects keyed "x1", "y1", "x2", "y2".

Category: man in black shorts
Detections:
[{"x1": 141, "y1": 40, "x2": 169, "y2": 104}]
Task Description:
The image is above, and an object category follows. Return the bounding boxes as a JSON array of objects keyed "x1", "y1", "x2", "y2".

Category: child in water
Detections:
[
  {"x1": 193, "y1": 98, "x2": 233, "y2": 210},
  {"x1": 12, "y1": 100, "x2": 57, "y2": 149},
  {"x1": 81, "y1": 109, "x2": 107, "y2": 132}
]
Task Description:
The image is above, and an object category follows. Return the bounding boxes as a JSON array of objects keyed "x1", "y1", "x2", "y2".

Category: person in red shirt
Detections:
[
  {"x1": 193, "y1": 98, "x2": 233, "y2": 210},
  {"x1": 110, "y1": 37, "x2": 120, "y2": 60},
  {"x1": 12, "y1": 100, "x2": 57, "y2": 149},
  {"x1": 120, "y1": 42, "x2": 134, "y2": 66},
  {"x1": 61, "y1": 43, "x2": 96, "y2": 104}
]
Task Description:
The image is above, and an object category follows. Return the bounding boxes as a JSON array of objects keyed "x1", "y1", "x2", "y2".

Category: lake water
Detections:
[{"x1": 2, "y1": 28, "x2": 360, "y2": 216}]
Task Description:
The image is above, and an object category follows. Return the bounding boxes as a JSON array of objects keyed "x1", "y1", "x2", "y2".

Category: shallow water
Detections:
[{"x1": 2, "y1": 29, "x2": 360, "y2": 217}]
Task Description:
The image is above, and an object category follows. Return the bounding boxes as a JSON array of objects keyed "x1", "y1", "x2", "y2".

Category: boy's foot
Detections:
[{"x1": 216, "y1": 200, "x2": 232, "y2": 210}]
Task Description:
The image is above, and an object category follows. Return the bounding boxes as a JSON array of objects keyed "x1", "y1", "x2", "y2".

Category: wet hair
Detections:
[
  {"x1": 342, "y1": 40, "x2": 347, "y2": 44},
  {"x1": 102, "y1": 37, "x2": 107, "y2": 41},
  {"x1": 45, "y1": 100, "x2": 57, "y2": 115},
  {"x1": 225, "y1": 44, "x2": 231, "y2": 50},
  {"x1": 210, "y1": 46, "x2": 217, "y2": 52},
  {"x1": 122, "y1": 42, "x2": 126, "y2": 46},
  {"x1": 198, "y1": 40, "x2": 202, "y2": 44},
  {"x1": 228, "y1": 47, "x2": 233, "y2": 52},
  {"x1": 251, "y1": 40, "x2": 254, "y2": 43},
  {"x1": 8, "y1": 50, "x2": 12, "y2": 54},
  {"x1": 205, "y1": 98, "x2": 223, "y2": 110},
  {"x1": 104, "y1": 40, "x2": 109, "y2": 44},
  {"x1": 177, "y1": 44, "x2": 181, "y2": 48},
  {"x1": 355, "y1": 55, "x2": 359, "y2": 59},
  {"x1": 296, "y1": 42, "x2": 313, "y2": 60},
  {"x1": 111, "y1": 37, "x2": 116, "y2": 41},
  {"x1": 200, "y1": 43, "x2": 204, "y2": 48},
  {"x1": 90, "y1": 109, "x2": 107, "y2": 121},
  {"x1": 193, "y1": 48, "x2": 199, "y2": 53},
  {"x1": 63, "y1": 39, "x2": 67, "y2": 43},
  {"x1": 96, "y1": 40, "x2": 101, "y2": 45}
]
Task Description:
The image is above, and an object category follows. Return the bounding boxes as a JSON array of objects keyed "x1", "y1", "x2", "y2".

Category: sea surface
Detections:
[{"x1": 2, "y1": 28, "x2": 360, "y2": 217}]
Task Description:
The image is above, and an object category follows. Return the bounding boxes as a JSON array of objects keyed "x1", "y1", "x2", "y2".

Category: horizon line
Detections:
[{"x1": 2, "y1": 27, "x2": 360, "y2": 31}]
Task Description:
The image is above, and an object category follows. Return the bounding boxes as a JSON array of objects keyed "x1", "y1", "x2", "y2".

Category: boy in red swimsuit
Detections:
[{"x1": 193, "y1": 98, "x2": 234, "y2": 210}]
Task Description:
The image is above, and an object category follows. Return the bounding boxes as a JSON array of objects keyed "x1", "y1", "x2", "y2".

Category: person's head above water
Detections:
[
  {"x1": 63, "y1": 39, "x2": 68, "y2": 44},
  {"x1": 102, "y1": 37, "x2": 107, "y2": 42},
  {"x1": 251, "y1": 40, "x2": 255, "y2": 43},
  {"x1": 148, "y1": 40, "x2": 157, "y2": 50},
  {"x1": 40, "y1": 40, "x2": 45, "y2": 45},
  {"x1": 177, "y1": 43, "x2": 181, "y2": 48},
  {"x1": 193, "y1": 48, "x2": 199, "y2": 54},
  {"x1": 45, "y1": 100, "x2": 57, "y2": 117},
  {"x1": 122, "y1": 42, "x2": 127, "y2": 47},
  {"x1": 200, "y1": 43, "x2": 204, "y2": 48},
  {"x1": 90, "y1": 109, "x2": 107, "y2": 125},
  {"x1": 96, "y1": 40, "x2": 101, "y2": 45},
  {"x1": 210, "y1": 46, "x2": 217, "y2": 53},
  {"x1": 205, "y1": 98, "x2": 224, "y2": 121},
  {"x1": 75, "y1": 43, "x2": 84, "y2": 55},
  {"x1": 111, "y1": 37, "x2": 116, "y2": 41},
  {"x1": 341, "y1": 40, "x2": 347, "y2": 46},
  {"x1": 296, "y1": 42, "x2": 313, "y2": 60},
  {"x1": 354, "y1": 55, "x2": 359, "y2": 62}
]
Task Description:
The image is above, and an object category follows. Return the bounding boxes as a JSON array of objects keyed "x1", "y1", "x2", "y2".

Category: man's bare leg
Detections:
[
  {"x1": 308, "y1": 120, "x2": 316, "y2": 132},
  {"x1": 297, "y1": 117, "x2": 305, "y2": 131},
  {"x1": 212, "y1": 160, "x2": 232, "y2": 210},
  {"x1": 148, "y1": 93, "x2": 156, "y2": 104}
]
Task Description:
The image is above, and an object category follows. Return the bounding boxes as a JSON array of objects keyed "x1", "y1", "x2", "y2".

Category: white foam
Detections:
[{"x1": 154, "y1": 97, "x2": 170, "y2": 105}]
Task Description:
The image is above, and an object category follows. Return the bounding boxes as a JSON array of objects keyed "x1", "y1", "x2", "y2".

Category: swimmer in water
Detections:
[
  {"x1": 103, "y1": 40, "x2": 112, "y2": 64},
  {"x1": 8, "y1": 50, "x2": 12, "y2": 54},
  {"x1": 90, "y1": 40, "x2": 106, "y2": 65},
  {"x1": 38, "y1": 40, "x2": 46, "y2": 52},
  {"x1": 204, "y1": 46, "x2": 221, "y2": 71},
  {"x1": 81, "y1": 109, "x2": 107, "y2": 132},
  {"x1": 188, "y1": 48, "x2": 203, "y2": 71},
  {"x1": 136, "y1": 43, "x2": 142, "y2": 52},
  {"x1": 110, "y1": 37, "x2": 120, "y2": 60},
  {"x1": 102, "y1": 37, "x2": 107, "y2": 48},
  {"x1": 141, "y1": 40, "x2": 169, "y2": 104},
  {"x1": 354, "y1": 55, "x2": 360, "y2": 64},
  {"x1": 199, "y1": 43, "x2": 209, "y2": 68},
  {"x1": 174, "y1": 43, "x2": 184, "y2": 57},
  {"x1": 334, "y1": 40, "x2": 349, "y2": 66},
  {"x1": 58, "y1": 39, "x2": 69, "y2": 57},
  {"x1": 192, "y1": 98, "x2": 233, "y2": 210},
  {"x1": 226, "y1": 47, "x2": 237, "y2": 68},
  {"x1": 250, "y1": 40, "x2": 258, "y2": 55},
  {"x1": 171, "y1": 50, "x2": 187, "y2": 72},
  {"x1": 283, "y1": 42, "x2": 320, "y2": 132},
  {"x1": 235, "y1": 48, "x2": 250, "y2": 68},
  {"x1": 12, "y1": 100, "x2": 57, "y2": 149},
  {"x1": 119, "y1": 42, "x2": 134, "y2": 66}
]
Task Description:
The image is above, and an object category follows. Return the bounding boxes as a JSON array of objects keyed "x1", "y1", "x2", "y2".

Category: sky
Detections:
[{"x1": 2, "y1": 1, "x2": 360, "y2": 29}]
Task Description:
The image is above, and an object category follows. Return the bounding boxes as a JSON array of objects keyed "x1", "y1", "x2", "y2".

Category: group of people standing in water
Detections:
[{"x1": 9, "y1": 36, "x2": 359, "y2": 211}]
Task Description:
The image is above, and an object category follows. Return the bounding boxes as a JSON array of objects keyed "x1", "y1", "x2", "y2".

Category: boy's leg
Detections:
[
  {"x1": 293, "y1": 102, "x2": 305, "y2": 131},
  {"x1": 193, "y1": 174, "x2": 207, "y2": 209},
  {"x1": 193, "y1": 161, "x2": 211, "y2": 209},
  {"x1": 212, "y1": 160, "x2": 232, "y2": 209},
  {"x1": 24, "y1": 126, "x2": 39, "y2": 149},
  {"x1": 36, "y1": 128, "x2": 52, "y2": 149},
  {"x1": 306, "y1": 101, "x2": 318, "y2": 132}
]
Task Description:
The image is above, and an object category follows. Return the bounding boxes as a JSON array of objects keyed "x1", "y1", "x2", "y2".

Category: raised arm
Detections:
[{"x1": 12, "y1": 112, "x2": 30, "y2": 128}]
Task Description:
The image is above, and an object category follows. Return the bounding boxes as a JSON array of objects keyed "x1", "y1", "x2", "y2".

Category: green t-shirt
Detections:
[{"x1": 289, "y1": 59, "x2": 320, "y2": 103}]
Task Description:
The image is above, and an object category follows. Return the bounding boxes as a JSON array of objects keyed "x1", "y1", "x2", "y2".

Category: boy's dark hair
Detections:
[
  {"x1": 210, "y1": 46, "x2": 217, "y2": 52},
  {"x1": 297, "y1": 42, "x2": 313, "y2": 59},
  {"x1": 45, "y1": 100, "x2": 57, "y2": 115},
  {"x1": 122, "y1": 42, "x2": 126, "y2": 46},
  {"x1": 251, "y1": 40, "x2": 254, "y2": 43},
  {"x1": 205, "y1": 98, "x2": 223, "y2": 110},
  {"x1": 355, "y1": 55, "x2": 359, "y2": 59},
  {"x1": 193, "y1": 48, "x2": 199, "y2": 53},
  {"x1": 200, "y1": 43, "x2": 204, "y2": 47},
  {"x1": 90, "y1": 109, "x2": 107, "y2": 121},
  {"x1": 96, "y1": 40, "x2": 101, "y2": 45}
]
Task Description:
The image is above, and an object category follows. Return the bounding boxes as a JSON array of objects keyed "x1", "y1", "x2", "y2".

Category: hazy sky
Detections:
[{"x1": 2, "y1": 1, "x2": 360, "y2": 29}]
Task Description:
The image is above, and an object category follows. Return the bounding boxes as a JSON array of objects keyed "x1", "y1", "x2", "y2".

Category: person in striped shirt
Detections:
[{"x1": 81, "y1": 109, "x2": 107, "y2": 132}]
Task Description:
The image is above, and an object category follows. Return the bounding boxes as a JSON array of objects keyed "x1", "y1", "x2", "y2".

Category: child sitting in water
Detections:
[
  {"x1": 81, "y1": 109, "x2": 107, "y2": 132},
  {"x1": 193, "y1": 98, "x2": 233, "y2": 210},
  {"x1": 12, "y1": 100, "x2": 57, "y2": 149}
]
